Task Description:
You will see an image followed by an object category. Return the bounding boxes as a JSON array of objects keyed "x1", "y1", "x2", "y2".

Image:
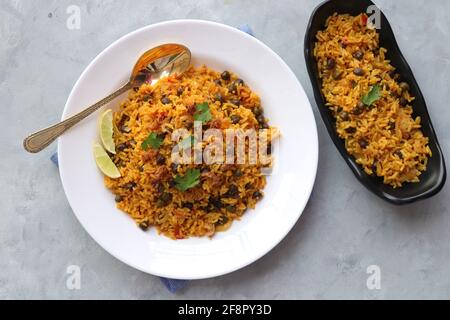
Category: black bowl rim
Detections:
[{"x1": 304, "y1": 0, "x2": 446, "y2": 205}]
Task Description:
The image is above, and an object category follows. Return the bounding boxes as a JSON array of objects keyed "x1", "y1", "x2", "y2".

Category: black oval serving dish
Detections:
[{"x1": 304, "y1": 0, "x2": 446, "y2": 204}]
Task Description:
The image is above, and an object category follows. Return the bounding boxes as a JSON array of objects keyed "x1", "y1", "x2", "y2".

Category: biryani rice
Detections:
[
  {"x1": 104, "y1": 66, "x2": 275, "y2": 239},
  {"x1": 314, "y1": 13, "x2": 431, "y2": 187}
]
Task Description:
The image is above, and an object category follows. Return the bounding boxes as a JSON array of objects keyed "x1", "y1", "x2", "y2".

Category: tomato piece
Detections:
[
  {"x1": 174, "y1": 226, "x2": 183, "y2": 239},
  {"x1": 361, "y1": 14, "x2": 368, "y2": 26}
]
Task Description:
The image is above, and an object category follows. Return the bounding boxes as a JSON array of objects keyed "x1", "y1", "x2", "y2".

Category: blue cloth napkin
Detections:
[
  {"x1": 52, "y1": 24, "x2": 254, "y2": 293},
  {"x1": 237, "y1": 24, "x2": 254, "y2": 36}
]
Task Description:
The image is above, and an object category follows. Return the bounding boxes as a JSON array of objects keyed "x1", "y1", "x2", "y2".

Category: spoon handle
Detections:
[{"x1": 23, "y1": 82, "x2": 133, "y2": 153}]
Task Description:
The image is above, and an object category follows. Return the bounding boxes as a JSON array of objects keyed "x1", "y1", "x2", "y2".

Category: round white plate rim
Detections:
[{"x1": 58, "y1": 19, "x2": 319, "y2": 280}]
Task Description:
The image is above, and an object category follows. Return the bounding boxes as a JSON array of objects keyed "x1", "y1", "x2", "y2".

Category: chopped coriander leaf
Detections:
[
  {"x1": 193, "y1": 102, "x2": 212, "y2": 123},
  {"x1": 361, "y1": 85, "x2": 381, "y2": 106},
  {"x1": 196, "y1": 102, "x2": 209, "y2": 113},
  {"x1": 175, "y1": 169, "x2": 201, "y2": 192},
  {"x1": 141, "y1": 132, "x2": 164, "y2": 150}
]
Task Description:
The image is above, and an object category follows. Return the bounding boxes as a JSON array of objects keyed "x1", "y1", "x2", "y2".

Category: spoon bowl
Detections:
[{"x1": 131, "y1": 43, "x2": 191, "y2": 87}]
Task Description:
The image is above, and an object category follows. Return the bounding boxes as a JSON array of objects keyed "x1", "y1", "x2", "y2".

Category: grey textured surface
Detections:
[{"x1": 1, "y1": 0, "x2": 449, "y2": 299}]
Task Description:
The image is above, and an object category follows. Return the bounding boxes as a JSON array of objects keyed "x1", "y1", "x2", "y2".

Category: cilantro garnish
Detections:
[
  {"x1": 141, "y1": 132, "x2": 164, "y2": 150},
  {"x1": 193, "y1": 102, "x2": 212, "y2": 123},
  {"x1": 174, "y1": 169, "x2": 201, "y2": 192},
  {"x1": 361, "y1": 85, "x2": 381, "y2": 106}
]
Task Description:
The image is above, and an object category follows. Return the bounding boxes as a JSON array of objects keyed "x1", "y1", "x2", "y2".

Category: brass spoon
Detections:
[{"x1": 23, "y1": 43, "x2": 191, "y2": 153}]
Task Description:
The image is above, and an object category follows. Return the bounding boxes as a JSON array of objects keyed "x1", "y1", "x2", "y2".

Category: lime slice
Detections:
[
  {"x1": 93, "y1": 143, "x2": 121, "y2": 179},
  {"x1": 99, "y1": 109, "x2": 116, "y2": 154}
]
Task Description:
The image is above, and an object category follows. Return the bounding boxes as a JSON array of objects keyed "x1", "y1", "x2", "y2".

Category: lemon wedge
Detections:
[
  {"x1": 93, "y1": 143, "x2": 121, "y2": 179},
  {"x1": 99, "y1": 109, "x2": 116, "y2": 154}
]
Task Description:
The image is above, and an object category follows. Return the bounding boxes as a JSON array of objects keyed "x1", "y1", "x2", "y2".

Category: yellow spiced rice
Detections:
[
  {"x1": 104, "y1": 66, "x2": 276, "y2": 239},
  {"x1": 314, "y1": 13, "x2": 431, "y2": 187}
]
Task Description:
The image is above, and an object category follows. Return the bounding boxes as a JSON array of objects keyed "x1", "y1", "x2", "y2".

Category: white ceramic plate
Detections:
[{"x1": 58, "y1": 20, "x2": 318, "y2": 280}]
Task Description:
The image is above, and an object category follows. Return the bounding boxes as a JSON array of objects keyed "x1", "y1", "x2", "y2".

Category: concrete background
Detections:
[{"x1": 1, "y1": 0, "x2": 449, "y2": 299}]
